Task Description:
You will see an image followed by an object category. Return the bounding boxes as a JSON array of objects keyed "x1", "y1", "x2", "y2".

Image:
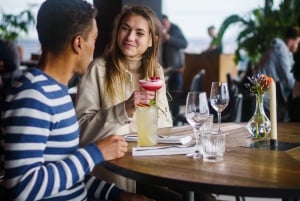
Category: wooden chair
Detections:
[{"x1": 170, "y1": 69, "x2": 206, "y2": 125}]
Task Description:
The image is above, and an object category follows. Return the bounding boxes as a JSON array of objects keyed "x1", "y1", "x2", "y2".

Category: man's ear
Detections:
[{"x1": 72, "y1": 35, "x2": 82, "y2": 54}]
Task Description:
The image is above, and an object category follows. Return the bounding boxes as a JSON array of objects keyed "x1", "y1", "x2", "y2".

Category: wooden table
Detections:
[{"x1": 103, "y1": 123, "x2": 300, "y2": 200}]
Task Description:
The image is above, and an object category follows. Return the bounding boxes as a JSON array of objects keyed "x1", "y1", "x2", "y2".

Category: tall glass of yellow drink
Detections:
[{"x1": 136, "y1": 104, "x2": 158, "y2": 146}]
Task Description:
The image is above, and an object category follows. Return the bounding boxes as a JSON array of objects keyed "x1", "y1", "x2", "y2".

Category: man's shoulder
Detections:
[
  {"x1": 170, "y1": 23, "x2": 181, "y2": 31},
  {"x1": 270, "y1": 38, "x2": 286, "y2": 49},
  {"x1": 12, "y1": 69, "x2": 63, "y2": 96}
]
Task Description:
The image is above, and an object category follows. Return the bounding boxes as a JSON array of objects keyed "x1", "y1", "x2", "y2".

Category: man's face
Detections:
[
  {"x1": 289, "y1": 37, "x2": 300, "y2": 53},
  {"x1": 161, "y1": 18, "x2": 171, "y2": 32},
  {"x1": 76, "y1": 19, "x2": 98, "y2": 74},
  {"x1": 208, "y1": 28, "x2": 215, "y2": 38}
]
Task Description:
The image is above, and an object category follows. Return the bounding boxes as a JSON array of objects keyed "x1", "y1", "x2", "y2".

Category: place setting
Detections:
[
  {"x1": 125, "y1": 129, "x2": 195, "y2": 156},
  {"x1": 125, "y1": 76, "x2": 194, "y2": 156},
  {"x1": 183, "y1": 82, "x2": 229, "y2": 162},
  {"x1": 128, "y1": 81, "x2": 230, "y2": 162}
]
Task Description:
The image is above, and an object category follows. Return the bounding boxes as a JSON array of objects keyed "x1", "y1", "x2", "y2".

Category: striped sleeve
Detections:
[
  {"x1": 84, "y1": 175, "x2": 123, "y2": 200},
  {"x1": 2, "y1": 72, "x2": 110, "y2": 201}
]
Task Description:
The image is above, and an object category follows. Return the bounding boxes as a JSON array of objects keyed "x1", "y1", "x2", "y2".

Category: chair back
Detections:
[
  {"x1": 231, "y1": 93, "x2": 243, "y2": 122},
  {"x1": 190, "y1": 69, "x2": 206, "y2": 92},
  {"x1": 224, "y1": 73, "x2": 243, "y2": 122},
  {"x1": 209, "y1": 73, "x2": 243, "y2": 122},
  {"x1": 171, "y1": 69, "x2": 206, "y2": 125},
  {"x1": 211, "y1": 92, "x2": 243, "y2": 123}
]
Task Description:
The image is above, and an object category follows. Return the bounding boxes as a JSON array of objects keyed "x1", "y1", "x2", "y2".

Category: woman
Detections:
[{"x1": 75, "y1": 5, "x2": 173, "y2": 191}]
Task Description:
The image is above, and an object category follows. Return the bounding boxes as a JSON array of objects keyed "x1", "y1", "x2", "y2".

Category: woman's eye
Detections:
[
  {"x1": 121, "y1": 26, "x2": 129, "y2": 32},
  {"x1": 137, "y1": 32, "x2": 144, "y2": 36}
]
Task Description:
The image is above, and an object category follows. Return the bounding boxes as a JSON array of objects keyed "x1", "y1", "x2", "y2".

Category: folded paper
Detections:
[
  {"x1": 132, "y1": 145, "x2": 195, "y2": 156},
  {"x1": 125, "y1": 134, "x2": 192, "y2": 145}
]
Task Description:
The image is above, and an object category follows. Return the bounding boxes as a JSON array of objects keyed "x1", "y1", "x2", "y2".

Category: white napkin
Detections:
[
  {"x1": 132, "y1": 145, "x2": 195, "y2": 156},
  {"x1": 125, "y1": 134, "x2": 192, "y2": 145}
]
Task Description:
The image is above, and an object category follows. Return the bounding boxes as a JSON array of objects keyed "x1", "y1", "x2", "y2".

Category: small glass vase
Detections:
[{"x1": 247, "y1": 94, "x2": 271, "y2": 138}]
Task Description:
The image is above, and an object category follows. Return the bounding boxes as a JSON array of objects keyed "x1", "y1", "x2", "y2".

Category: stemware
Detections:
[
  {"x1": 210, "y1": 82, "x2": 230, "y2": 133},
  {"x1": 139, "y1": 77, "x2": 163, "y2": 104},
  {"x1": 185, "y1": 92, "x2": 210, "y2": 159}
]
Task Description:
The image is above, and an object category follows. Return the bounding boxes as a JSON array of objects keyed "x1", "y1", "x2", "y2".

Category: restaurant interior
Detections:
[{"x1": 0, "y1": 0, "x2": 300, "y2": 201}]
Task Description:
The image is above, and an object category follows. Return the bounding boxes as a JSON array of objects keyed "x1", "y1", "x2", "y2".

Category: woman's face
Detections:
[{"x1": 117, "y1": 14, "x2": 152, "y2": 59}]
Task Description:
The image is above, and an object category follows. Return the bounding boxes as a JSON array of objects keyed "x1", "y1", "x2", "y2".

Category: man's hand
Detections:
[
  {"x1": 96, "y1": 135, "x2": 128, "y2": 160},
  {"x1": 161, "y1": 30, "x2": 170, "y2": 43}
]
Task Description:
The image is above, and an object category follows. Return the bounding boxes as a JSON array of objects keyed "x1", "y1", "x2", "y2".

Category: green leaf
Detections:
[
  {"x1": 217, "y1": 0, "x2": 300, "y2": 65},
  {"x1": 149, "y1": 99, "x2": 156, "y2": 106},
  {"x1": 0, "y1": 8, "x2": 35, "y2": 41}
]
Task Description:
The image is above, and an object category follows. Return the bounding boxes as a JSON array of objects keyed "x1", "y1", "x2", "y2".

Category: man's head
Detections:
[
  {"x1": 36, "y1": 0, "x2": 97, "y2": 55},
  {"x1": 0, "y1": 39, "x2": 20, "y2": 73},
  {"x1": 284, "y1": 26, "x2": 300, "y2": 53},
  {"x1": 207, "y1": 25, "x2": 216, "y2": 38},
  {"x1": 161, "y1": 14, "x2": 171, "y2": 32}
]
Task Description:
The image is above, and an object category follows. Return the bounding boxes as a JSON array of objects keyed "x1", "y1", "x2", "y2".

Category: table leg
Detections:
[{"x1": 183, "y1": 191, "x2": 194, "y2": 201}]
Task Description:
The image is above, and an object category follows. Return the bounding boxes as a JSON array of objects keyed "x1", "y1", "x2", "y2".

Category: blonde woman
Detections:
[{"x1": 75, "y1": 5, "x2": 173, "y2": 192}]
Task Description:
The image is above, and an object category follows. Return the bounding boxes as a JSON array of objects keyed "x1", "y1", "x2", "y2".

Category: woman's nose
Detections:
[{"x1": 126, "y1": 31, "x2": 135, "y2": 41}]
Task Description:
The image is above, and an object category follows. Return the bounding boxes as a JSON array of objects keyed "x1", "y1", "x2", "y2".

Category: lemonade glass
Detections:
[{"x1": 136, "y1": 105, "x2": 158, "y2": 146}]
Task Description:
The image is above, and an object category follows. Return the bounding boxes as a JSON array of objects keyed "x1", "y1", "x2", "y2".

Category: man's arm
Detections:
[{"x1": 164, "y1": 24, "x2": 188, "y2": 49}]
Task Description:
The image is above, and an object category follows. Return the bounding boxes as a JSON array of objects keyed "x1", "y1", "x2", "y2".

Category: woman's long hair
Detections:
[{"x1": 104, "y1": 5, "x2": 161, "y2": 102}]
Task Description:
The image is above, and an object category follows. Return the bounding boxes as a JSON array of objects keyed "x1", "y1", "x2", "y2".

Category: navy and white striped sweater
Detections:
[{"x1": 1, "y1": 68, "x2": 122, "y2": 201}]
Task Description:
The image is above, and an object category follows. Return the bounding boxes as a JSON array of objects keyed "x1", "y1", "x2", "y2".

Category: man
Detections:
[
  {"x1": 0, "y1": 0, "x2": 153, "y2": 200},
  {"x1": 0, "y1": 39, "x2": 23, "y2": 91},
  {"x1": 161, "y1": 14, "x2": 187, "y2": 121},
  {"x1": 205, "y1": 25, "x2": 222, "y2": 54},
  {"x1": 257, "y1": 26, "x2": 300, "y2": 121},
  {"x1": 161, "y1": 14, "x2": 187, "y2": 91}
]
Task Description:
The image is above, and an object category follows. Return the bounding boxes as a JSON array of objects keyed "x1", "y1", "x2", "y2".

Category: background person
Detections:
[
  {"x1": 1, "y1": 0, "x2": 153, "y2": 200},
  {"x1": 160, "y1": 14, "x2": 187, "y2": 121},
  {"x1": 0, "y1": 39, "x2": 23, "y2": 92},
  {"x1": 75, "y1": 5, "x2": 172, "y2": 192},
  {"x1": 289, "y1": 43, "x2": 300, "y2": 121},
  {"x1": 205, "y1": 25, "x2": 223, "y2": 54},
  {"x1": 256, "y1": 26, "x2": 300, "y2": 121},
  {"x1": 161, "y1": 14, "x2": 188, "y2": 91}
]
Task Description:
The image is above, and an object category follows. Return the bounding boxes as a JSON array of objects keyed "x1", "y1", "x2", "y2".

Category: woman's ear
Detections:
[
  {"x1": 147, "y1": 35, "x2": 154, "y2": 48},
  {"x1": 149, "y1": 35, "x2": 159, "y2": 48},
  {"x1": 154, "y1": 35, "x2": 159, "y2": 43},
  {"x1": 72, "y1": 35, "x2": 82, "y2": 54}
]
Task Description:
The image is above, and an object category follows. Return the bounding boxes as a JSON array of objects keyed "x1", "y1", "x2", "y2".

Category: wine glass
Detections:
[
  {"x1": 210, "y1": 82, "x2": 230, "y2": 133},
  {"x1": 185, "y1": 92, "x2": 210, "y2": 159}
]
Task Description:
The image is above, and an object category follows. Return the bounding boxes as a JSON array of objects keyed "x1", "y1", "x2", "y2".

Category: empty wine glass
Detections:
[
  {"x1": 210, "y1": 82, "x2": 230, "y2": 133},
  {"x1": 185, "y1": 92, "x2": 210, "y2": 159}
]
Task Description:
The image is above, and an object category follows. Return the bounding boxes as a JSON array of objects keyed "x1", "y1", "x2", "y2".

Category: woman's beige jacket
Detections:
[
  {"x1": 76, "y1": 57, "x2": 172, "y2": 145},
  {"x1": 75, "y1": 57, "x2": 173, "y2": 192}
]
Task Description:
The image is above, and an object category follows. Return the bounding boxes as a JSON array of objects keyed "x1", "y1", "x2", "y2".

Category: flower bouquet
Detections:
[{"x1": 245, "y1": 74, "x2": 272, "y2": 138}]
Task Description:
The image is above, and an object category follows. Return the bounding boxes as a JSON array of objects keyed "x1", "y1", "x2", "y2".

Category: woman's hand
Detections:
[{"x1": 125, "y1": 90, "x2": 155, "y2": 117}]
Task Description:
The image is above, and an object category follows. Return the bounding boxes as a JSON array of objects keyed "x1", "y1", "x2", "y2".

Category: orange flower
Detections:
[{"x1": 245, "y1": 74, "x2": 271, "y2": 95}]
